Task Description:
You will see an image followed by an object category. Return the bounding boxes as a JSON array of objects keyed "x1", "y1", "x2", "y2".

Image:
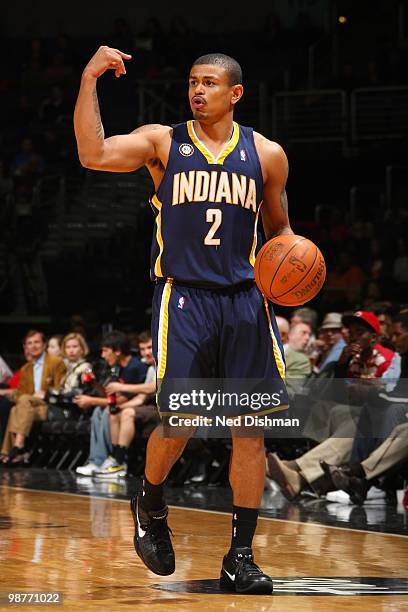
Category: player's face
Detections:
[{"x1": 188, "y1": 64, "x2": 242, "y2": 122}]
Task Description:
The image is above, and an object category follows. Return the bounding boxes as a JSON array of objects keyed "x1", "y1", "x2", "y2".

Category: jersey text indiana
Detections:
[{"x1": 172, "y1": 170, "x2": 257, "y2": 212}]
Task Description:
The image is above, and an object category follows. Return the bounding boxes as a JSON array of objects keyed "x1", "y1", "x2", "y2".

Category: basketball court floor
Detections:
[{"x1": 0, "y1": 469, "x2": 407, "y2": 611}]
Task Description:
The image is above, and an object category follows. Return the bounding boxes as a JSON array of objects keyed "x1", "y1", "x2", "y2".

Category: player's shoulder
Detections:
[
  {"x1": 253, "y1": 131, "x2": 287, "y2": 160},
  {"x1": 130, "y1": 124, "x2": 173, "y2": 140},
  {"x1": 253, "y1": 132, "x2": 288, "y2": 180}
]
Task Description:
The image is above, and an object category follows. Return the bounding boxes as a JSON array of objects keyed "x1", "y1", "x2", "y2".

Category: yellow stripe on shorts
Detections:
[
  {"x1": 157, "y1": 280, "x2": 173, "y2": 380},
  {"x1": 263, "y1": 297, "x2": 286, "y2": 380}
]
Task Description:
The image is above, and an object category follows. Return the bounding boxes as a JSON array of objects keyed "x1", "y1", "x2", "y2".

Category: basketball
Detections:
[{"x1": 254, "y1": 235, "x2": 326, "y2": 306}]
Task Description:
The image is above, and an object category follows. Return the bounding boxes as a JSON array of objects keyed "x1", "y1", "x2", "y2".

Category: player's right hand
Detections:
[{"x1": 83, "y1": 45, "x2": 132, "y2": 79}]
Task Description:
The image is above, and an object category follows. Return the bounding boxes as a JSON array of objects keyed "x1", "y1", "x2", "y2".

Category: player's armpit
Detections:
[{"x1": 82, "y1": 124, "x2": 172, "y2": 173}]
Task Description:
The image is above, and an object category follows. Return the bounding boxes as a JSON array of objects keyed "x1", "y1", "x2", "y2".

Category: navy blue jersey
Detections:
[{"x1": 150, "y1": 121, "x2": 264, "y2": 287}]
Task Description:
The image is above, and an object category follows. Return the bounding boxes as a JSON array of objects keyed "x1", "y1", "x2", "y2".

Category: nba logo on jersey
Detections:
[
  {"x1": 240, "y1": 148, "x2": 247, "y2": 162},
  {"x1": 178, "y1": 296, "x2": 185, "y2": 310}
]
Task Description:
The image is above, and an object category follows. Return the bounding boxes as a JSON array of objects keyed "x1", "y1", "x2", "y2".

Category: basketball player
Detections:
[{"x1": 74, "y1": 46, "x2": 293, "y2": 595}]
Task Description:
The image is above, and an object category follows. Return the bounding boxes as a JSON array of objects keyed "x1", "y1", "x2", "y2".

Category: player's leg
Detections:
[
  {"x1": 219, "y1": 285, "x2": 287, "y2": 594},
  {"x1": 132, "y1": 281, "x2": 216, "y2": 575}
]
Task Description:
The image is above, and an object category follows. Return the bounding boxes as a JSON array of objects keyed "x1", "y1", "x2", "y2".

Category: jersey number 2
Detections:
[{"x1": 204, "y1": 209, "x2": 222, "y2": 246}]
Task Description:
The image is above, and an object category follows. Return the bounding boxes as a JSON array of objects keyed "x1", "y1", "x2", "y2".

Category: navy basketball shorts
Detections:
[{"x1": 151, "y1": 279, "x2": 289, "y2": 421}]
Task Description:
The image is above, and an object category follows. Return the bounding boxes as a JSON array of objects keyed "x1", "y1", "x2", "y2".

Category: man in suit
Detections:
[{"x1": 0, "y1": 330, "x2": 66, "y2": 463}]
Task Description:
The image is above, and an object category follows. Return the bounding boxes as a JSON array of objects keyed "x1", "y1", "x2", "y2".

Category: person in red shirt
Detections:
[{"x1": 335, "y1": 310, "x2": 395, "y2": 379}]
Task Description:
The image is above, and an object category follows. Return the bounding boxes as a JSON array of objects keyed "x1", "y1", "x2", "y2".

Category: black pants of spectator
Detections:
[
  {"x1": 0, "y1": 396, "x2": 13, "y2": 447},
  {"x1": 350, "y1": 402, "x2": 408, "y2": 464}
]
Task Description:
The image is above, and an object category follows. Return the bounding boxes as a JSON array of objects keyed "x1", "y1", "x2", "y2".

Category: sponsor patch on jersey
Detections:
[
  {"x1": 240, "y1": 148, "x2": 247, "y2": 162},
  {"x1": 179, "y1": 143, "x2": 194, "y2": 157},
  {"x1": 178, "y1": 296, "x2": 185, "y2": 310}
]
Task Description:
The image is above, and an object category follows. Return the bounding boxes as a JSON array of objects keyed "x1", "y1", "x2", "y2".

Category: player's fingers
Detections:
[
  {"x1": 110, "y1": 47, "x2": 132, "y2": 59},
  {"x1": 110, "y1": 59, "x2": 125, "y2": 76},
  {"x1": 108, "y1": 54, "x2": 126, "y2": 74}
]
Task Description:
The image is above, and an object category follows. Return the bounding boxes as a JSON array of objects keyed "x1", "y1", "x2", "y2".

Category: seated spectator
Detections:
[
  {"x1": 290, "y1": 307, "x2": 318, "y2": 332},
  {"x1": 267, "y1": 311, "x2": 400, "y2": 500},
  {"x1": 46, "y1": 333, "x2": 94, "y2": 421},
  {"x1": 284, "y1": 322, "x2": 312, "y2": 397},
  {"x1": 94, "y1": 330, "x2": 158, "y2": 479},
  {"x1": 0, "y1": 351, "x2": 25, "y2": 446},
  {"x1": 322, "y1": 312, "x2": 408, "y2": 504},
  {"x1": 74, "y1": 330, "x2": 148, "y2": 476},
  {"x1": 0, "y1": 330, "x2": 66, "y2": 464},
  {"x1": 313, "y1": 312, "x2": 346, "y2": 373},
  {"x1": 290, "y1": 306, "x2": 317, "y2": 355},
  {"x1": 47, "y1": 334, "x2": 63, "y2": 358},
  {"x1": 275, "y1": 316, "x2": 290, "y2": 345},
  {"x1": 59, "y1": 333, "x2": 92, "y2": 389},
  {"x1": 371, "y1": 301, "x2": 396, "y2": 350}
]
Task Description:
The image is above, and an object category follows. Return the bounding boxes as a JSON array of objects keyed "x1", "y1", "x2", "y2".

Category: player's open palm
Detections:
[{"x1": 84, "y1": 45, "x2": 132, "y2": 79}]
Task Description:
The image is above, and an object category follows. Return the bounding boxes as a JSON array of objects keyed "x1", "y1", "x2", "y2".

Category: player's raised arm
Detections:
[
  {"x1": 74, "y1": 45, "x2": 170, "y2": 172},
  {"x1": 254, "y1": 134, "x2": 294, "y2": 240}
]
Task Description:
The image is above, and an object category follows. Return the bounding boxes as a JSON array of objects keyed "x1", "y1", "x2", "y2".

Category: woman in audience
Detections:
[
  {"x1": 58, "y1": 333, "x2": 92, "y2": 391},
  {"x1": 47, "y1": 334, "x2": 63, "y2": 359}
]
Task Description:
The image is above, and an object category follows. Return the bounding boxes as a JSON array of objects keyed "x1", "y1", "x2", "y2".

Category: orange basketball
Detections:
[{"x1": 254, "y1": 235, "x2": 326, "y2": 306}]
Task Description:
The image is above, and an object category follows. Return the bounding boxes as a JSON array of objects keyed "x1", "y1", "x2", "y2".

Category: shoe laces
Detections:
[
  {"x1": 236, "y1": 553, "x2": 262, "y2": 577},
  {"x1": 148, "y1": 516, "x2": 173, "y2": 552}
]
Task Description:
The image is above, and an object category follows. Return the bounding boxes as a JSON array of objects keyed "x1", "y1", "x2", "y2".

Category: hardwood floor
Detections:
[{"x1": 0, "y1": 486, "x2": 407, "y2": 611}]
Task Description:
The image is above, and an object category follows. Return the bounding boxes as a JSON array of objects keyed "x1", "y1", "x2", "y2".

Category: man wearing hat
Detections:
[
  {"x1": 316, "y1": 312, "x2": 346, "y2": 373},
  {"x1": 336, "y1": 311, "x2": 396, "y2": 380}
]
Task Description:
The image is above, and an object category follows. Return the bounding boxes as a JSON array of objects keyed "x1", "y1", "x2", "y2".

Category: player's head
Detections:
[{"x1": 189, "y1": 53, "x2": 243, "y2": 122}]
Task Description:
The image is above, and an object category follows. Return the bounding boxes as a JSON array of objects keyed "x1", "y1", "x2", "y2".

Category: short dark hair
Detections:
[
  {"x1": 192, "y1": 53, "x2": 242, "y2": 85},
  {"x1": 394, "y1": 312, "x2": 408, "y2": 330},
  {"x1": 138, "y1": 330, "x2": 152, "y2": 344},
  {"x1": 101, "y1": 330, "x2": 130, "y2": 355},
  {"x1": 24, "y1": 329, "x2": 46, "y2": 344}
]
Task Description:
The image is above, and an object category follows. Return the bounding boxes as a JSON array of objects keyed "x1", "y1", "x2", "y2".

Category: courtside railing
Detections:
[
  {"x1": 272, "y1": 89, "x2": 347, "y2": 153},
  {"x1": 351, "y1": 86, "x2": 408, "y2": 146}
]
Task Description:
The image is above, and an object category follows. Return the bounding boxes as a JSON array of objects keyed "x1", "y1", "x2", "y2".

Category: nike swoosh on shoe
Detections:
[{"x1": 224, "y1": 569, "x2": 235, "y2": 582}]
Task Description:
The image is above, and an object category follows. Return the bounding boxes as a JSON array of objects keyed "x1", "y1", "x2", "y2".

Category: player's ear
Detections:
[{"x1": 231, "y1": 84, "x2": 244, "y2": 106}]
